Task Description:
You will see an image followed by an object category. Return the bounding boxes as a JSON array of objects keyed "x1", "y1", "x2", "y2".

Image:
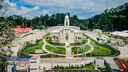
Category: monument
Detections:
[{"x1": 49, "y1": 14, "x2": 83, "y2": 43}]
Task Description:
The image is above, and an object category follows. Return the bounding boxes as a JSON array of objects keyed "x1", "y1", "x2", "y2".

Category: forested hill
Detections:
[
  {"x1": 0, "y1": 3, "x2": 128, "y2": 31},
  {"x1": 85, "y1": 2, "x2": 128, "y2": 31}
]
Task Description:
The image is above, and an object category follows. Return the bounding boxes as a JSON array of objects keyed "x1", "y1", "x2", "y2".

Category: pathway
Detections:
[
  {"x1": 40, "y1": 57, "x2": 95, "y2": 70},
  {"x1": 42, "y1": 38, "x2": 94, "y2": 58},
  {"x1": 73, "y1": 39, "x2": 94, "y2": 56},
  {"x1": 65, "y1": 42, "x2": 73, "y2": 58},
  {"x1": 42, "y1": 39, "x2": 65, "y2": 56}
]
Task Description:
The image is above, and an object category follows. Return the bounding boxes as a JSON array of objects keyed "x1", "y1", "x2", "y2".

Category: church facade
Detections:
[{"x1": 48, "y1": 14, "x2": 83, "y2": 43}]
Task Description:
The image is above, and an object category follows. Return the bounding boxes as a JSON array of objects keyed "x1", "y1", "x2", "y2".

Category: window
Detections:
[
  {"x1": 66, "y1": 33, "x2": 68, "y2": 41},
  {"x1": 66, "y1": 21, "x2": 68, "y2": 26},
  {"x1": 30, "y1": 61, "x2": 37, "y2": 63},
  {"x1": 31, "y1": 68, "x2": 37, "y2": 70}
]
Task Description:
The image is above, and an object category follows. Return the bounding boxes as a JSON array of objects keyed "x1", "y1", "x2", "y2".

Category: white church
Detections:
[{"x1": 48, "y1": 14, "x2": 83, "y2": 43}]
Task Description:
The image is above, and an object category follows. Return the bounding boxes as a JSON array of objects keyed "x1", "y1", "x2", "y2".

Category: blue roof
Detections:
[{"x1": 6, "y1": 56, "x2": 32, "y2": 61}]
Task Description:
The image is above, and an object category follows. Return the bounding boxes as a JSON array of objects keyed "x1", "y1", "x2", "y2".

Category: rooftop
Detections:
[
  {"x1": 104, "y1": 57, "x2": 120, "y2": 70},
  {"x1": 111, "y1": 31, "x2": 128, "y2": 37},
  {"x1": 6, "y1": 56, "x2": 32, "y2": 61},
  {"x1": 11, "y1": 26, "x2": 32, "y2": 33},
  {"x1": 115, "y1": 60, "x2": 128, "y2": 70}
]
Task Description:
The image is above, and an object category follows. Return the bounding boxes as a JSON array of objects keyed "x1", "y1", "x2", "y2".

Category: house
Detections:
[
  {"x1": 11, "y1": 26, "x2": 32, "y2": 37},
  {"x1": 111, "y1": 31, "x2": 128, "y2": 44}
]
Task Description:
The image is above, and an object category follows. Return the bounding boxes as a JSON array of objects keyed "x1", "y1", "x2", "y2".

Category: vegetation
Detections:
[
  {"x1": 45, "y1": 45, "x2": 65, "y2": 53},
  {"x1": 40, "y1": 54, "x2": 64, "y2": 58},
  {"x1": 0, "y1": 1, "x2": 14, "y2": 71},
  {"x1": 72, "y1": 45, "x2": 90, "y2": 53},
  {"x1": 0, "y1": 3, "x2": 127, "y2": 32},
  {"x1": 53, "y1": 63, "x2": 94, "y2": 69},
  {"x1": 90, "y1": 40, "x2": 111, "y2": 56},
  {"x1": 18, "y1": 40, "x2": 44, "y2": 56}
]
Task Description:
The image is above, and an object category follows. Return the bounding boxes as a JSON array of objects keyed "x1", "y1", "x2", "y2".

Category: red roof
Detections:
[
  {"x1": 11, "y1": 26, "x2": 32, "y2": 33},
  {"x1": 115, "y1": 60, "x2": 128, "y2": 71}
]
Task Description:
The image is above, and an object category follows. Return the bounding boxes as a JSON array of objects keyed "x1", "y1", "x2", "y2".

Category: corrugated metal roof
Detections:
[{"x1": 115, "y1": 60, "x2": 128, "y2": 70}]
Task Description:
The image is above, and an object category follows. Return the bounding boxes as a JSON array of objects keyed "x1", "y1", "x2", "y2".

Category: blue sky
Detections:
[{"x1": 4, "y1": 0, "x2": 128, "y2": 19}]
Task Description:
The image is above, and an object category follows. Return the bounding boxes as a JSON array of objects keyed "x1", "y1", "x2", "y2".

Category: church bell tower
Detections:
[{"x1": 64, "y1": 14, "x2": 70, "y2": 27}]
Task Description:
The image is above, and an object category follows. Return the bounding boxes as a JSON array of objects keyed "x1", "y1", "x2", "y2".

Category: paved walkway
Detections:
[
  {"x1": 42, "y1": 39, "x2": 66, "y2": 56},
  {"x1": 40, "y1": 57, "x2": 95, "y2": 70},
  {"x1": 73, "y1": 39, "x2": 94, "y2": 56},
  {"x1": 65, "y1": 42, "x2": 73, "y2": 58},
  {"x1": 42, "y1": 38, "x2": 94, "y2": 58}
]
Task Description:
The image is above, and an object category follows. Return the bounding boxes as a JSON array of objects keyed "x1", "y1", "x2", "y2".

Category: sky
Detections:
[{"x1": 2, "y1": 0, "x2": 128, "y2": 19}]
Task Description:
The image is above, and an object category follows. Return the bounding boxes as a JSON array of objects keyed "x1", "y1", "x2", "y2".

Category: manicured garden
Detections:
[
  {"x1": 53, "y1": 63, "x2": 94, "y2": 69},
  {"x1": 90, "y1": 40, "x2": 111, "y2": 56},
  {"x1": 18, "y1": 40, "x2": 44, "y2": 56},
  {"x1": 72, "y1": 45, "x2": 90, "y2": 53},
  {"x1": 40, "y1": 54, "x2": 65, "y2": 58},
  {"x1": 45, "y1": 45, "x2": 66, "y2": 53}
]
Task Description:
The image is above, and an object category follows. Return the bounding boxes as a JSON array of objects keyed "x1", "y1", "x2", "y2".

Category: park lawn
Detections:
[
  {"x1": 23, "y1": 40, "x2": 44, "y2": 55},
  {"x1": 45, "y1": 45, "x2": 65, "y2": 53},
  {"x1": 72, "y1": 45, "x2": 90, "y2": 53},
  {"x1": 90, "y1": 40, "x2": 111, "y2": 56}
]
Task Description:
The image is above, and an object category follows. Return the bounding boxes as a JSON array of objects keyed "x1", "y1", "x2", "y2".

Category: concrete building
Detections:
[
  {"x1": 48, "y1": 14, "x2": 83, "y2": 43},
  {"x1": 93, "y1": 29, "x2": 102, "y2": 34},
  {"x1": 111, "y1": 31, "x2": 128, "y2": 44},
  {"x1": 29, "y1": 55, "x2": 40, "y2": 72}
]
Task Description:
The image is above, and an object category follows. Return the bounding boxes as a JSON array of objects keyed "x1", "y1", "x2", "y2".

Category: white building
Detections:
[
  {"x1": 111, "y1": 31, "x2": 128, "y2": 44},
  {"x1": 29, "y1": 55, "x2": 40, "y2": 72},
  {"x1": 48, "y1": 14, "x2": 83, "y2": 43},
  {"x1": 93, "y1": 29, "x2": 102, "y2": 34}
]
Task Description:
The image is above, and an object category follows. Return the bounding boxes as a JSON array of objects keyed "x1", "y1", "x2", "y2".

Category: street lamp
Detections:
[{"x1": 82, "y1": 43, "x2": 86, "y2": 70}]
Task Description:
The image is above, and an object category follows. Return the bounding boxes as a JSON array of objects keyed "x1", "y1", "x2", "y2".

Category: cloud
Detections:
[
  {"x1": 16, "y1": 6, "x2": 39, "y2": 15},
  {"x1": 4, "y1": 0, "x2": 41, "y2": 18},
  {"x1": 22, "y1": 0, "x2": 128, "y2": 12},
  {"x1": 42, "y1": 10, "x2": 50, "y2": 15},
  {"x1": 4, "y1": 0, "x2": 128, "y2": 19}
]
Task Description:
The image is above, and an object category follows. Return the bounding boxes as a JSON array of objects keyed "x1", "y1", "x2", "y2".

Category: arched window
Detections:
[
  {"x1": 66, "y1": 21, "x2": 68, "y2": 26},
  {"x1": 66, "y1": 33, "x2": 68, "y2": 41}
]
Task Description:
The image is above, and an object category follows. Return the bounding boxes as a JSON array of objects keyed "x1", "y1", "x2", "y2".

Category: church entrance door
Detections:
[{"x1": 66, "y1": 33, "x2": 68, "y2": 41}]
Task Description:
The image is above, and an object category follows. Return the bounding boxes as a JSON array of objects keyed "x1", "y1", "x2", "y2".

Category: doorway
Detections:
[{"x1": 66, "y1": 33, "x2": 68, "y2": 41}]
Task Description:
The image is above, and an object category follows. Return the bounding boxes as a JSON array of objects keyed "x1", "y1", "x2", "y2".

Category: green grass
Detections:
[
  {"x1": 18, "y1": 40, "x2": 44, "y2": 56},
  {"x1": 72, "y1": 45, "x2": 90, "y2": 53},
  {"x1": 45, "y1": 45, "x2": 65, "y2": 53},
  {"x1": 40, "y1": 54, "x2": 64, "y2": 58},
  {"x1": 90, "y1": 40, "x2": 111, "y2": 56},
  {"x1": 20, "y1": 33, "x2": 33, "y2": 38}
]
